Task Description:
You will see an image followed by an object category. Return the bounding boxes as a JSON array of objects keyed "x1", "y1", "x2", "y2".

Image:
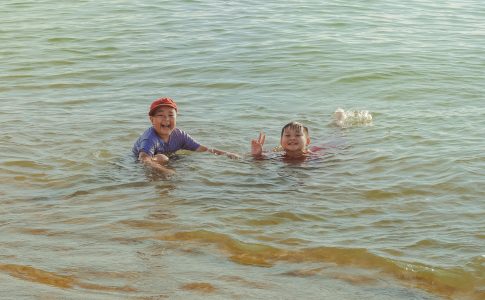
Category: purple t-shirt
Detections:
[{"x1": 132, "y1": 127, "x2": 201, "y2": 158}]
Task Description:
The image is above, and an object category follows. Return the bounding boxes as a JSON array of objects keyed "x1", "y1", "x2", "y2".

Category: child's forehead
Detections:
[
  {"x1": 283, "y1": 126, "x2": 304, "y2": 133},
  {"x1": 154, "y1": 106, "x2": 177, "y2": 114}
]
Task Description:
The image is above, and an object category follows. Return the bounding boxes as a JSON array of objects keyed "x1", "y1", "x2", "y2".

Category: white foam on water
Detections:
[{"x1": 332, "y1": 108, "x2": 373, "y2": 128}]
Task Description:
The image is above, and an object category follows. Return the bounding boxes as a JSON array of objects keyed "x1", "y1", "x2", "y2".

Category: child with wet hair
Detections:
[{"x1": 251, "y1": 121, "x2": 312, "y2": 159}]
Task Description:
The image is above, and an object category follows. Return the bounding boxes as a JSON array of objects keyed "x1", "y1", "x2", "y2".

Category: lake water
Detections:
[{"x1": 1, "y1": 0, "x2": 484, "y2": 299}]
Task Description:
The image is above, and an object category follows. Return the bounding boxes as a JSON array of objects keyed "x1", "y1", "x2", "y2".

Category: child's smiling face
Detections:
[
  {"x1": 150, "y1": 106, "x2": 177, "y2": 141},
  {"x1": 280, "y1": 126, "x2": 310, "y2": 156}
]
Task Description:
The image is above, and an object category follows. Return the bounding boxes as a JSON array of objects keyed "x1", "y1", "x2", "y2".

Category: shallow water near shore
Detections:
[{"x1": 1, "y1": 0, "x2": 484, "y2": 299}]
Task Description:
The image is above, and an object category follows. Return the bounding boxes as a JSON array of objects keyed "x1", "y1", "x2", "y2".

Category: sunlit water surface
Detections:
[{"x1": 1, "y1": 0, "x2": 484, "y2": 299}]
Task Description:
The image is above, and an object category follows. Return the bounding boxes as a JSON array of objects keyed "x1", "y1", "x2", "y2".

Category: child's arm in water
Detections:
[
  {"x1": 138, "y1": 152, "x2": 175, "y2": 175},
  {"x1": 251, "y1": 131, "x2": 266, "y2": 157},
  {"x1": 195, "y1": 145, "x2": 240, "y2": 159}
]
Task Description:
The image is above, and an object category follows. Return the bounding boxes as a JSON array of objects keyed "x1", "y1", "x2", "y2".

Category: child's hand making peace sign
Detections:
[{"x1": 251, "y1": 131, "x2": 265, "y2": 156}]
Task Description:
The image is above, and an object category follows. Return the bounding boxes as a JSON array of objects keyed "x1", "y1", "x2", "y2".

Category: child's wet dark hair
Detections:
[{"x1": 280, "y1": 121, "x2": 309, "y2": 137}]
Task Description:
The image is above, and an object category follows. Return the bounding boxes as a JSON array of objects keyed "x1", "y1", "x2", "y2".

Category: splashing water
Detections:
[{"x1": 332, "y1": 108, "x2": 373, "y2": 128}]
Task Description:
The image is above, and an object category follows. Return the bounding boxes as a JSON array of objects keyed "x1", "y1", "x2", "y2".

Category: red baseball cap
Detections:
[{"x1": 148, "y1": 97, "x2": 178, "y2": 115}]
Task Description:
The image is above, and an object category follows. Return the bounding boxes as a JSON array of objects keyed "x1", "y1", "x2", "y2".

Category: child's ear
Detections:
[{"x1": 306, "y1": 137, "x2": 311, "y2": 145}]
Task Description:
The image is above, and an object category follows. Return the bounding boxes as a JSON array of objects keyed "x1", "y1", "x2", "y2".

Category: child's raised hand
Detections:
[{"x1": 251, "y1": 131, "x2": 265, "y2": 156}]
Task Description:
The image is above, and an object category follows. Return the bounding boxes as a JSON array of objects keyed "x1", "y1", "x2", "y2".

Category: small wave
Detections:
[
  {"x1": 332, "y1": 108, "x2": 373, "y2": 128},
  {"x1": 0, "y1": 263, "x2": 137, "y2": 292},
  {"x1": 2, "y1": 160, "x2": 54, "y2": 171},
  {"x1": 181, "y1": 282, "x2": 216, "y2": 293},
  {"x1": 159, "y1": 230, "x2": 483, "y2": 299},
  {"x1": 47, "y1": 37, "x2": 80, "y2": 43},
  {"x1": 0, "y1": 263, "x2": 75, "y2": 288}
]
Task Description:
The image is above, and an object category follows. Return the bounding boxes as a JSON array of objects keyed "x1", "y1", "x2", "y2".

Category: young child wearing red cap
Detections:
[
  {"x1": 133, "y1": 97, "x2": 239, "y2": 173},
  {"x1": 250, "y1": 121, "x2": 319, "y2": 160}
]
